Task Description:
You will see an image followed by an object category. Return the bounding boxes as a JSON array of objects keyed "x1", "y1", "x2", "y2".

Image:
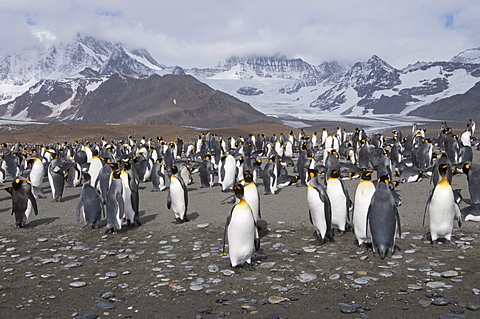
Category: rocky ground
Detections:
[{"x1": 0, "y1": 121, "x2": 479, "y2": 319}]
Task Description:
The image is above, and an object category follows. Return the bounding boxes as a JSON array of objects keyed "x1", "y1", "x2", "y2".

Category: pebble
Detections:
[
  {"x1": 37, "y1": 238, "x2": 48, "y2": 242},
  {"x1": 432, "y1": 297, "x2": 453, "y2": 306},
  {"x1": 426, "y1": 281, "x2": 445, "y2": 289},
  {"x1": 466, "y1": 302, "x2": 480, "y2": 311},
  {"x1": 96, "y1": 301, "x2": 115, "y2": 309},
  {"x1": 196, "y1": 223, "x2": 209, "y2": 228},
  {"x1": 473, "y1": 288, "x2": 480, "y2": 295},
  {"x1": 379, "y1": 271, "x2": 393, "y2": 277},
  {"x1": 297, "y1": 273, "x2": 316, "y2": 282},
  {"x1": 69, "y1": 281, "x2": 87, "y2": 288},
  {"x1": 339, "y1": 303, "x2": 360, "y2": 314},
  {"x1": 105, "y1": 272, "x2": 118, "y2": 278},
  {"x1": 268, "y1": 296, "x2": 285, "y2": 304},
  {"x1": 329, "y1": 274, "x2": 340, "y2": 280},
  {"x1": 64, "y1": 262, "x2": 82, "y2": 268},
  {"x1": 418, "y1": 298, "x2": 432, "y2": 307},
  {"x1": 439, "y1": 315, "x2": 466, "y2": 319},
  {"x1": 441, "y1": 270, "x2": 459, "y2": 278}
]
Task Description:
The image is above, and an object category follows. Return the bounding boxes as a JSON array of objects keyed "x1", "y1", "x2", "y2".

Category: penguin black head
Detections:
[
  {"x1": 462, "y1": 163, "x2": 471, "y2": 175},
  {"x1": 377, "y1": 175, "x2": 390, "y2": 184},
  {"x1": 243, "y1": 171, "x2": 253, "y2": 183},
  {"x1": 439, "y1": 163, "x2": 450, "y2": 177},
  {"x1": 233, "y1": 183, "x2": 244, "y2": 199},
  {"x1": 330, "y1": 170, "x2": 340, "y2": 179},
  {"x1": 361, "y1": 171, "x2": 373, "y2": 180},
  {"x1": 308, "y1": 169, "x2": 317, "y2": 180},
  {"x1": 112, "y1": 170, "x2": 122, "y2": 179},
  {"x1": 171, "y1": 165, "x2": 178, "y2": 175}
]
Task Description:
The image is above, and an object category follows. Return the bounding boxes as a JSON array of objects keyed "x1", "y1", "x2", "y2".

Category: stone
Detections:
[
  {"x1": 268, "y1": 296, "x2": 286, "y2": 304},
  {"x1": 96, "y1": 301, "x2": 115, "y2": 309},
  {"x1": 69, "y1": 281, "x2": 86, "y2": 288},
  {"x1": 426, "y1": 281, "x2": 445, "y2": 289},
  {"x1": 441, "y1": 271, "x2": 459, "y2": 278}
]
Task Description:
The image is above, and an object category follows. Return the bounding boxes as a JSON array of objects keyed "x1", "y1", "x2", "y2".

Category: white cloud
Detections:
[{"x1": 0, "y1": 0, "x2": 479, "y2": 68}]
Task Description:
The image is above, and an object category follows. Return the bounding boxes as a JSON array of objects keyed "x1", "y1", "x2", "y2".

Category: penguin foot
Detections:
[
  {"x1": 333, "y1": 228, "x2": 346, "y2": 237},
  {"x1": 431, "y1": 240, "x2": 439, "y2": 248},
  {"x1": 244, "y1": 263, "x2": 255, "y2": 271},
  {"x1": 174, "y1": 218, "x2": 185, "y2": 224}
]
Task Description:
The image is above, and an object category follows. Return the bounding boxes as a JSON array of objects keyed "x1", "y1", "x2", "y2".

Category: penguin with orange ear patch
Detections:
[
  {"x1": 5, "y1": 178, "x2": 38, "y2": 227},
  {"x1": 223, "y1": 183, "x2": 259, "y2": 268},
  {"x1": 425, "y1": 164, "x2": 462, "y2": 246}
]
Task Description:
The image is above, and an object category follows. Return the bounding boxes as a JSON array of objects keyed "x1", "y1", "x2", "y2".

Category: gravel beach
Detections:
[{"x1": 0, "y1": 122, "x2": 479, "y2": 319}]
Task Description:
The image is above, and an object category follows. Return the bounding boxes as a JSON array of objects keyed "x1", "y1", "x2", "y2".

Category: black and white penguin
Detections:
[
  {"x1": 326, "y1": 170, "x2": 352, "y2": 235},
  {"x1": 241, "y1": 170, "x2": 261, "y2": 224},
  {"x1": 307, "y1": 169, "x2": 333, "y2": 244},
  {"x1": 4, "y1": 178, "x2": 38, "y2": 227},
  {"x1": 353, "y1": 171, "x2": 375, "y2": 247},
  {"x1": 199, "y1": 154, "x2": 215, "y2": 188},
  {"x1": 47, "y1": 154, "x2": 65, "y2": 202},
  {"x1": 105, "y1": 170, "x2": 125, "y2": 233},
  {"x1": 76, "y1": 173, "x2": 104, "y2": 228},
  {"x1": 167, "y1": 165, "x2": 189, "y2": 223},
  {"x1": 223, "y1": 183, "x2": 260, "y2": 268},
  {"x1": 424, "y1": 164, "x2": 462, "y2": 246},
  {"x1": 219, "y1": 154, "x2": 237, "y2": 192},
  {"x1": 151, "y1": 159, "x2": 167, "y2": 191},
  {"x1": 120, "y1": 165, "x2": 141, "y2": 227},
  {"x1": 26, "y1": 157, "x2": 45, "y2": 198},
  {"x1": 262, "y1": 155, "x2": 278, "y2": 195},
  {"x1": 367, "y1": 175, "x2": 401, "y2": 259},
  {"x1": 462, "y1": 162, "x2": 480, "y2": 204}
]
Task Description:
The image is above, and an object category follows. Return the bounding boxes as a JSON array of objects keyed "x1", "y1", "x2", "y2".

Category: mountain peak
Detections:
[{"x1": 451, "y1": 47, "x2": 480, "y2": 64}]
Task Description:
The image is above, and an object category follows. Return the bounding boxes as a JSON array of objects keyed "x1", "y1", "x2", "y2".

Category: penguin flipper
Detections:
[
  {"x1": 423, "y1": 189, "x2": 434, "y2": 227},
  {"x1": 28, "y1": 191, "x2": 39, "y2": 216},
  {"x1": 222, "y1": 213, "x2": 232, "y2": 255},
  {"x1": 167, "y1": 191, "x2": 172, "y2": 209},
  {"x1": 116, "y1": 192, "x2": 125, "y2": 219},
  {"x1": 394, "y1": 206, "x2": 402, "y2": 238},
  {"x1": 308, "y1": 210, "x2": 314, "y2": 225},
  {"x1": 455, "y1": 204, "x2": 462, "y2": 227}
]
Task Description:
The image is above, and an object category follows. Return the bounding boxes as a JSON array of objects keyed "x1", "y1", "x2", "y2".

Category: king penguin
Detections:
[
  {"x1": 120, "y1": 163, "x2": 142, "y2": 227},
  {"x1": 367, "y1": 175, "x2": 401, "y2": 259},
  {"x1": 167, "y1": 165, "x2": 189, "y2": 223},
  {"x1": 219, "y1": 154, "x2": 237, "y2": 192},
  {"x1": 26, "y1": 157, "x2": 45, "y2": 198},
  {"x1": 4, "y1": 178, "x2": 38, "y2": 228},
  {"x1": 326, "y1": 169, "x2": 352, "y2": 235},
  {"x1": 241, "y1": 170, "x2": 261, "y2": 224},
  {"x1": 424, "y1": 164, "x2": 462, "y2": 246},
  {"x1": 462, "y1": 162, "x2": 480, "y2": 204},
  {"x1": 353, "y1": 171, "x2": 376, "y2": 247},
  {"x1": 105, "y1": 170, "x2": 125, "y2": 233},
  {"x1": 48, "y1": 154, "x2": 65, "y2": 202},
  {"x1": 199, "y1": 154, "x2": 215, "y2": 188},
  {"x1": 307, "y1": 169, "x2": 333, "y2": 244},
  {"x1": 76, "y1": 173, "x2": 104, "y2": 228},
  {"x1": 223, "y1": 183, "x2": 260, "y2": 268}
]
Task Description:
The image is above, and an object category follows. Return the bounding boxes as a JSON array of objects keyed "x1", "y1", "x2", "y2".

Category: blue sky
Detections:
[{"x1": 0, "y1": 0, "x2": 479, "y2": 69}]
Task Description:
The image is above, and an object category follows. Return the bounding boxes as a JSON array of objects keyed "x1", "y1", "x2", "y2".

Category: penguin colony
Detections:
[{"x1": 1, "y1": 119, "x2": 479, "y2": 266}]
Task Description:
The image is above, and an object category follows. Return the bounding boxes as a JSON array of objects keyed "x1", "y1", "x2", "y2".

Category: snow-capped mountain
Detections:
[
  {"x1": 187, "y1": 51, "x2": 480, "y2": 127},
  {"x1": 1, "y1": 34, "x2": 480, "y2": 129},
  {"x1": 0, "y1": 34, "x2": 170, "y2": 104}
]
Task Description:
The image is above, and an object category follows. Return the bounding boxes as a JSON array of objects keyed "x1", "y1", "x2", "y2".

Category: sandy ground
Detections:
[{"x1": 0, "y1": 121, "x2": 479, "y2": 319}]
